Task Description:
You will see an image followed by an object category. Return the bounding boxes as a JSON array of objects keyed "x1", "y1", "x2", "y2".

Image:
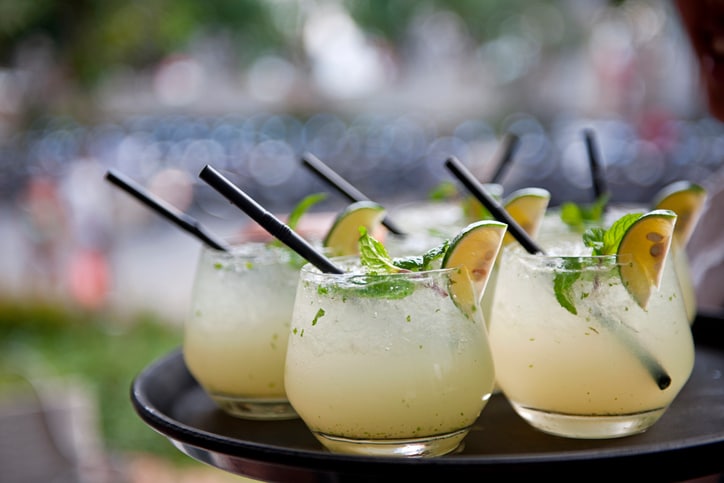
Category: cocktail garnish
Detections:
[
  {"x1": 358, "y1": 227, "x2": 402, "y2": 274},
  {"x1": 553, "y1": 258, "x2": 584, "y2": 316},
  {"x1": 553, "y1": 212, "x2": 644, "y2": 315},
  {"x1": 651, "y1": 180, "x2": 707, "y2": 247},
  {"x1": 270, "y1": 192, "x2": 327, "y2": 268},
  {"x1": 583, "y1": 212, "x2": 642, "y2": 256},
  {"x1": 559, "y1": 194, "x2": 610, "y2": 233},
  {"x1": 323, "y1": 201, "x2": 387, "y2": 257},
  {"x1": 277, "y1": 193, "x2": 327, "y2": 237},
  {"x1": 358, "y1": 227, "x2": 448, "y2": 273},
  {"x1": 302, "y1": 152, "x2": 406, "y2": 236}
]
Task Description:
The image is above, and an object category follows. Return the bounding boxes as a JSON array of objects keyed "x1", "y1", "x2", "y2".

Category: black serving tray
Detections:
[{"x1": 131, "y1": 312, "x2": 724, "y2": 482}]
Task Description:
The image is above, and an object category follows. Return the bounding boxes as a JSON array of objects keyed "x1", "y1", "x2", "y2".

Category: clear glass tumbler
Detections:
[
  {"x1": 284, "y1": 258, "x2": 496, "y2": 457},
  {"x1": 489, "y1": 245, "x2": 695, "y2": 439},
  {"x1": 183, "y1": 242, "x2": 300, "y2": 420}
]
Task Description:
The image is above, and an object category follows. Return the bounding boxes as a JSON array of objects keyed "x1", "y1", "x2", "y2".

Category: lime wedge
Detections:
[
  {"x1": 617, "y1": 209, "x2": 677, "y2": 309},
  {"x1": 323, "y1": 201, "x2": 386, "y2": 256},
  {"x1": 442, "y1": 220, "x2": 507, "y2": 318},
  {"x1": 462, "y1": 183, "x2": 504, "y2": 222},
  {"x1": 651, "y1": 181, "x2": 707, "y2": 246},
  {"x1": 502, "y1": 187, "x2": 550, "y2": 246}
]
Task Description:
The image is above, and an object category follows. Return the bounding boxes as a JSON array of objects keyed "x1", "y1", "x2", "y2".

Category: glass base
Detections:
[
  {"x1": 510, "y1": 402, "x2": 667, "y2": 439},
  {"x1": 312, "y1": 428, "x2": 468, "y2": 457},
  {"x1": 209, "y1": 393, "x2": 298, "y2": 420}
]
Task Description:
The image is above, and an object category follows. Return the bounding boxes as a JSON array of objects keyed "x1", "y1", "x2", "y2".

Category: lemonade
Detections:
[
  {"x1": 489, "y1": 212, "x2": 695, "y2": 439},
  {"x1": 183, "y1": 242, "x2": 300, "y2": 420},
  {"x1": 285, "y1": 260, "x2": 495, "y2": 456},
  {"x1": 285, "y1": 222, "x2": 505, "y2": 457}
]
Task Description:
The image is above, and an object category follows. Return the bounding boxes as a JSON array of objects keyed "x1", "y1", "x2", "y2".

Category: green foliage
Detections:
[
  {"x1": 559, "y1": 194, "x2": 610, "y2": 233},
  {"x1": 428, "y1": 181, "x2": 460, "y2": 202},
  {"x1": 0, "y1": 299, "x2": 186, "y2": 463},
  {"x1": 358, "y1": 226, "x2": 401, "y2": 273},
  {"x1": 285, "y1": 192, "x2": 327, "y2": 231},
  {"x1": 583, "y1": 212, "x2": 642, "y2": 256},
  {"x1": 341, "y1": 273, "x2": 416, "y2": 300},
  {"x1": 359, "y1": 226, "x2": 448, "y2": 273},
  {"x1": 553, "y1": 211, "x2": 643, "y2": 314},
  {"x1": 0, "y1": 0, "x2": 286, "y2": 86},
  {"x1": 553, "y1": 258, "x2": 582, "y2": 315},
  {"x1": 393, "y1": 240, "x2": 449, "y2": 272}
]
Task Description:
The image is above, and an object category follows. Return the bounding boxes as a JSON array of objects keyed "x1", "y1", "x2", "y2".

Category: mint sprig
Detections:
[
  {"x1": 270, "y1": 192, "x2": 327, "y2": 250},
  {"x1": 336, "y1": 227, "x2": 414, "y2": 299},
  {"x1": 287, "y1": 192, "x2": 327, "y2": 231},
  {"x1": 269, "y1": 192, "x2": 327, "y2": 267},
  {"x1": 344, "y1": 274, "x2": 416, "y2": 299},
  {"x1": 553, "y1": 258, "x2": 583, "y2": 315},
  {"x1": 358, "y1": 226, "x2": 449, "y2": 273},
  {"x1": 358, "y1": 226, "x2": 401, "y2": 273},
  {"x1": 560, "y1": 194, "x2": 610, "y2": 233},
  {"x1": 428, "y1": 181, "x2": 459, "y2": 201},
  {"x1": 393, "y1": 240, "x2": 449, "y2": 272},
  {"x1": 553, "y1": 211, "x2": 643, "y2": 314},
  {"x1": 583, "y1": 212, "x2": 642, "y2": 255}
]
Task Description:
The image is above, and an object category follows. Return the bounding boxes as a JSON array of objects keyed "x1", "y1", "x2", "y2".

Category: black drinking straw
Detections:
[
  {"x1": 445, "y1": 156, "x2": 545, "y2": 255},
  {"x1": 584, "y1": 133, "x2": 669, "y2": 389},
  {"x1": 490, "y1": 132, "x2": 520, "y2": 184},
  {"x1": 199, "y1": 165, "x2": 344, "y2": 274},
  {"x1": 583, "y1": 128, "x2": 610, "y2": 207},
  {"x1": 301, "y1": 152, "x2": 406, "y2": 236},
  {"x1": 602, "y1": 317, "x2": 671, "y2": 390},
  {"x1": 105, "y1": 169, "x2": 230, "y2": 252}
]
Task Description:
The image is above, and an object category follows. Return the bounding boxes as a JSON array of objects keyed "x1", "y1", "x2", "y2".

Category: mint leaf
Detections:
[
  {"x1": 601, "y1": 212, "x2": 642, "y2": 255},
  {"x1": 582, "y1": 227, "x2": 606, "y2": 255},
  {"x1": 391, "y1": 255, "x2": 424, "y2": 271},
  {"x1": 420, "y1": 240, "x2": 449, "y2": 269},
  {"x1": 560, "y1": 202, "x2": 585, "y2": 232},
  {"x1": 343, "y1": 274, "x2": 416, "y2": 299},
  {"x1": 392, "y1": 240, "x2": 449, "y2": 272},
  {"x1": 358, "y1": 227, "x2": 400, "y2": 273},
  {"x1": 428, "y1": 181, "x2": 459, "y2": 201},
  {"x1": 270, "y1": 192, "x2": 327, "y2": 249},
  {"x1": 311, "y1": 308, "x2": 325, "y2": 326},
  {"x1": 558, "y1": 210, "x2": 644, "y2": 313},
  {"x1": 287, "y1": 192, "x2": 327, "y2": 230},
  {"x1": 553, "y1": 258, "x2": 583, "y2": 315},
  {"x1": 587, "y1": 193, "x2": 610, "y2": 222},
  {"x1": 560, "y1": 194, "x2": 611, "y2": 233},
  {"x1": 582, "y1": 212, "x2": 643, "y2": 256}
]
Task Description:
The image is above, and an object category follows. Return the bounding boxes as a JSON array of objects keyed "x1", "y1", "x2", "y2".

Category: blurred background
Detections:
[{"x1": 0, "y1": 0, "x2": 722, "y2": 481}]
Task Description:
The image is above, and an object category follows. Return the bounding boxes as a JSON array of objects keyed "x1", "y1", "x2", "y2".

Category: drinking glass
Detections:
[
  {"x1": 183, "y1": 242, "x2": 300, "y2": 420},
  {"x1": 489, "y1": 244, "x2": 695, "y2": 439},
  {"x1": 284, "y1": 258, "x2": 496, "y2": 457}
]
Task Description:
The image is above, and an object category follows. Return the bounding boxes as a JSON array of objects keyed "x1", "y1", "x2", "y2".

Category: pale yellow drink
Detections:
[
  {"x1": 285, "y1": 258, "x2": 495, "y2": 456},
  {"x1": 184, "y1": 243, "x2": 300, "y2": 420},
  {"x1": 489, "y1": 243, "x2": 695, "y2": 438}
]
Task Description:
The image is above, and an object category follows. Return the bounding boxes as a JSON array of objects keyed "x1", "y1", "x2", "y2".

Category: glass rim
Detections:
[
  {"x1": 512, "y1": 250, "x2": 637, "y2": 268},
  {"x1": 200, "y1": 241, "x2": 300, "y2": 263},
  {"x1": 298, "y1": 255, "x2": 468, "y2": 278}
]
